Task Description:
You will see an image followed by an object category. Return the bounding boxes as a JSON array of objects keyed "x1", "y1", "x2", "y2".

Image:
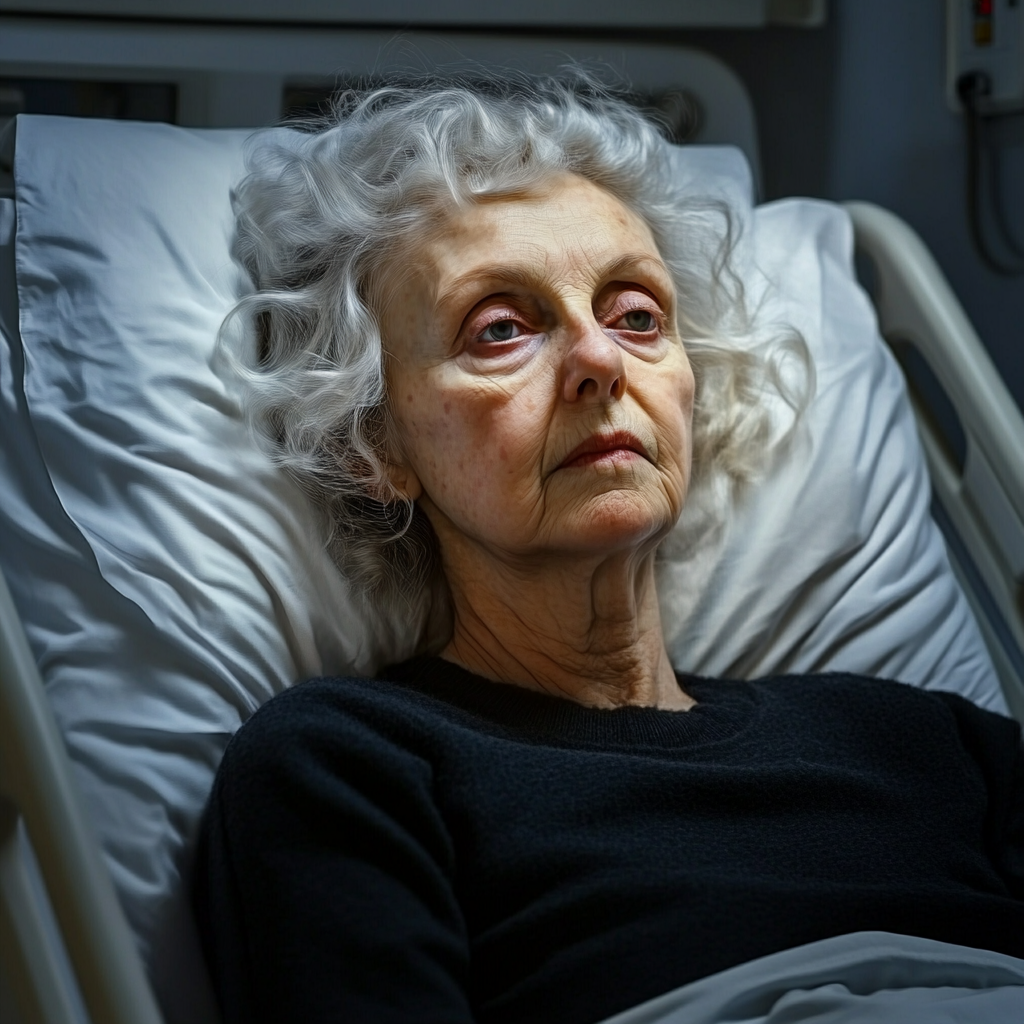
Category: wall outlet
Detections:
[{"x1": 947, "y1": 0, "x2": 1024, "y2": 112}]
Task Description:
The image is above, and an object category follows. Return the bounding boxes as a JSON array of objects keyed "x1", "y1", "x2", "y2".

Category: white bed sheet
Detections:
[{"x1": 599, "y1": 931, "x2": 1024, "y2": 1024}]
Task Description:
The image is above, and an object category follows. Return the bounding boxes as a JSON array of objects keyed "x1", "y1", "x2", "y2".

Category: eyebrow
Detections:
[
  {"x1": 434, "y1": 265, "x2": 538, "y2": 315},
  {"x1": 602, "y1": 253, "x2": 673, "y2": 284},
  {"x1": 434, "y1": 251, "x2": 673, "y2": 314}
]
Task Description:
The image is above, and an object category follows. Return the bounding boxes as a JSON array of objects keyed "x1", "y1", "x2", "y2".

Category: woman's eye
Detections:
[
  {"x1": 622, "y1": 310, "x2": 655, "y2": 332},
  {"x1": 609, "y1": 307, "x2": 658, "y2": 334},
  {"x1": 480, "y1": 319, "x2": 521, "y2": 342}
]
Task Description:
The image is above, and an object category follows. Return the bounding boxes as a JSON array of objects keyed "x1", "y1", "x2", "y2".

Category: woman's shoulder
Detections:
[
  {"x1": 237, "y1": 672, "x2": 409, "y2": 732},
  {"x1": 240, "y1": 657, "x2": 458, "y2": 728},
  {"x1": 743, "y1": 670, "x2": 1012, "y2": 722},
  {"x1": 216, "y1": 664, "x2": 463, "y2": 786},
  {"x1": 736, "y1": 671, "x2": 1021, "y2": 770}
]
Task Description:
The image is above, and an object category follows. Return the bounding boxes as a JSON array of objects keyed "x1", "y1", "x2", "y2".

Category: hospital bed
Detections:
[{"x1": 1, "y1": 23, "x2": 1023, "y2": 1024}]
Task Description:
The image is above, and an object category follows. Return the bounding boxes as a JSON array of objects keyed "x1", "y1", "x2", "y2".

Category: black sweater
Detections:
[{"x1": 194, "y1": 659, "x2": 1024, "y2": 1024}]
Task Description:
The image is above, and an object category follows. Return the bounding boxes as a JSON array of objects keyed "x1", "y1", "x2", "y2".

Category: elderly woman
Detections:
[{"x1": 194, "y1": 77, "x2": 1024, "y2": 1024}]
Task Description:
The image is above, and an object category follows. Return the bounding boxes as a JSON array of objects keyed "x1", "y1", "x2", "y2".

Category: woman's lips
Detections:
[{"x1": 558, "y1": 431, "x2": 651, "y2": 470}]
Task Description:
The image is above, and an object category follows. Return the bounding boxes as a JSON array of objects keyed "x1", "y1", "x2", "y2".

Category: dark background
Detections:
[{"x1": 681, "y1": 1, "x2": 1023, "y2": 415}]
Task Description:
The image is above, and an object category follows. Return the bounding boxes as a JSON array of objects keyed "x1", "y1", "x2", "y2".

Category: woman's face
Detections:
[{"x1": 381, "y1": 173, "x2": 695, "y2": 564}]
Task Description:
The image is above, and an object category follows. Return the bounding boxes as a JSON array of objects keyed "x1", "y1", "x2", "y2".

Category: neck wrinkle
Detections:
[{"x1": 440, "y1": 546, "x2": 693, "y2": 711}]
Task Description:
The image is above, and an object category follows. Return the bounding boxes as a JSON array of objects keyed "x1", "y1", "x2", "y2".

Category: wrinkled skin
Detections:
[{"x1": 382, "y1": 173, "x2": 696, "y2": 709}]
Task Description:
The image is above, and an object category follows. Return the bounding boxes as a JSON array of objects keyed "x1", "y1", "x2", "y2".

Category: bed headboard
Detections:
[{"x1": 0, "y1": 15, "x2": 765, "y2": 198}]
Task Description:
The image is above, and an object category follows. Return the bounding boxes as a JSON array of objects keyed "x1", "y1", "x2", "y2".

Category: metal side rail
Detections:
[
  {"x1": 0, "y1": 566, "x2": 163, "y2": 1024},
  {"x1": 845, "y1": 201, "x2": 1024, "y2": 722}
]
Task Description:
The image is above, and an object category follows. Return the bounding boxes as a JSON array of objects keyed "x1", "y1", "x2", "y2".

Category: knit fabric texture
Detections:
[{"x1": 194, "y1": 659, "x2": 1024, "y2": 1024}]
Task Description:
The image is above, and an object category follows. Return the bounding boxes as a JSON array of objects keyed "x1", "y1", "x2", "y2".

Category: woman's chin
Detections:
[{"x1": 553, "y1": 490, "x2": 681, "y2": 556}]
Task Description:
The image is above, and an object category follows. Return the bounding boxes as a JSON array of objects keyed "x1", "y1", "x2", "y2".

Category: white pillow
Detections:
[{"x1": 0, "y1": 114, "x2": 1002, "y2": 1024}]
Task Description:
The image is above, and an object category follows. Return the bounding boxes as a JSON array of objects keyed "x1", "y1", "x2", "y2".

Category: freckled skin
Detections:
[{"x1": 381, "y1": 174, "x2": 695, "y2": 710}]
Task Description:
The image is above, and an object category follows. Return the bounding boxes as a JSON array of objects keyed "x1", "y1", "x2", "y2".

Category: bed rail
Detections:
[
  {"x1": 0, "y1": 568, "x2": 164, "y2": 1024},
  {"x1": 845, "y1": 201, "x2": 1024, "y2": 722}
]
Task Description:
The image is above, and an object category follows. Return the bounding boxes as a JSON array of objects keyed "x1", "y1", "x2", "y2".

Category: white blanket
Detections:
[{"x1": 601, "y1": 932, "x2": 1024, "y2": 1024}]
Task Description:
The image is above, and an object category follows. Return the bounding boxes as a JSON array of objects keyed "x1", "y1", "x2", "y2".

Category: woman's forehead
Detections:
[{"x1": 419, "y1": 174, "x2": 669, "y2": 299}]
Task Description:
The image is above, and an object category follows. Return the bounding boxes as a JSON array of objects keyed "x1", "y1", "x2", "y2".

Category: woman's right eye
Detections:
[{"x1": 479, "y1": 319, "x2": 522, "y2": 342}]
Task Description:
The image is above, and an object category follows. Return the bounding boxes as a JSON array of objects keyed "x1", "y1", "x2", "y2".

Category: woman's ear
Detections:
[
  {"x1": 383, "y1": 458, "x2": 423, "y2": 503},
  {"x1": 368, "y1": 400, "x2": 422, "y2": 502}
]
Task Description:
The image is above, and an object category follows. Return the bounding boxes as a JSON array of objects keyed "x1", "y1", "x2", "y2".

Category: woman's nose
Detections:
[{"x1": 561, "y1": 322, "x2": 627, "y2": 403}]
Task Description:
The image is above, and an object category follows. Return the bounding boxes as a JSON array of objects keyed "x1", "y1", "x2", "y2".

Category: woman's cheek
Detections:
[{"x1": 404, "y1": 396, "x2": 491, "y2": 500}]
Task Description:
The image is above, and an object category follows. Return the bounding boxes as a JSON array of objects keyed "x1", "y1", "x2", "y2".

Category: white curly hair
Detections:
[{"x1": 222, "y1": 71, "x2": 811, "y2": 627}]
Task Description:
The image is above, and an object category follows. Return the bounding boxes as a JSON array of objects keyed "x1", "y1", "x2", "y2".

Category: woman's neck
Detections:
[{"x1": 438, "y1": 543, "x2": 693, "y2": 711}]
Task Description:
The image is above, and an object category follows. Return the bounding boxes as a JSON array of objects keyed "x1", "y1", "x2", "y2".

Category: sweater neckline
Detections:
[{"x1": 380, "y1": 656, "x2": 761, "y2": 750}]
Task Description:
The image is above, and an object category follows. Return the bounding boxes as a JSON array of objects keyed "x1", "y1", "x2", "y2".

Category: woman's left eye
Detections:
[
  {"x1": 480, "y1": 319, "x2": 522, "y2": 342},
  {"x1": 611, "y1": 308, "x2": 658, "y2": 333},
  {"x1": 621, "y1": 310, "x2": 655, "y2": 332}
]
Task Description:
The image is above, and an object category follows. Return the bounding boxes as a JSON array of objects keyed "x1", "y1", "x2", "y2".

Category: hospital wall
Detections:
[{"x1": 688, "y1": 0, "x2": 1022, "y2": 415}]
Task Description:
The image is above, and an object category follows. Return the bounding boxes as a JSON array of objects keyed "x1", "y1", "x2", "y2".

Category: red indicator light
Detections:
[{"x1": 976, "y1": 0, "x2": 993, "y2": 15}]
